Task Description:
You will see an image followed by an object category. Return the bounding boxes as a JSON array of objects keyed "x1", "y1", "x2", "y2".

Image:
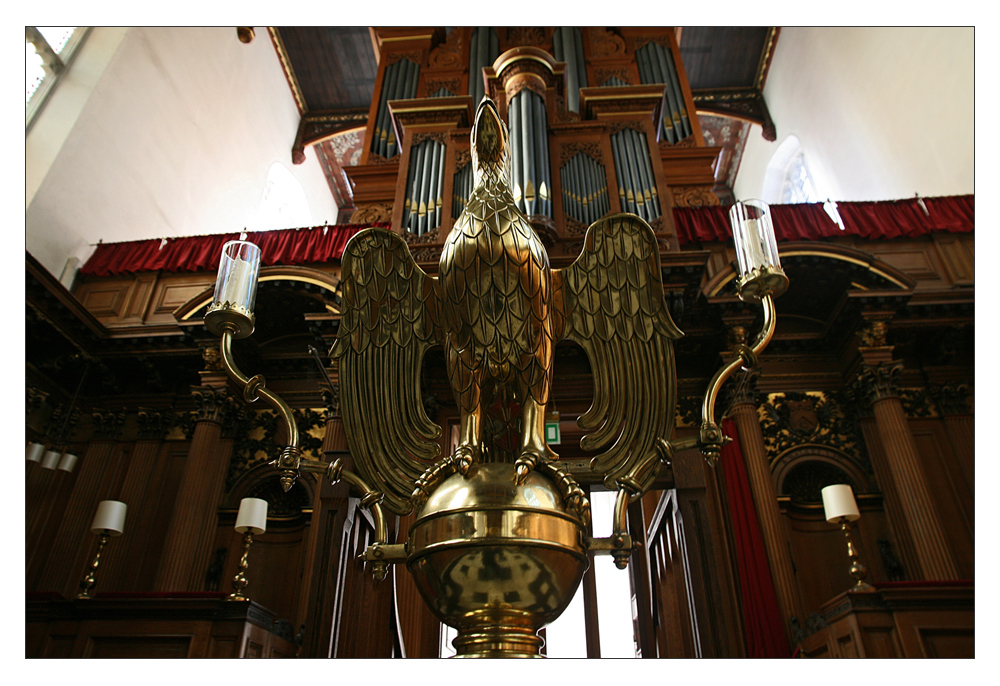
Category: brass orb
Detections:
[{"x1": 406, "y1": 462, "x2": 588, "y2": 657}]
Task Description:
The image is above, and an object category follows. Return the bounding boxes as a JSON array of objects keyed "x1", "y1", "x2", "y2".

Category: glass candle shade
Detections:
[
  {"x1": 91, "y1": 500, "x2": 127, "y2": 536},
  {"x1": 729, "y1": 200, "x2": 788, "y2": 301},
  {"x1": 205, "y1": 240, "x2": 261, "y2": 338},
  {"x1": 235, "y1": 497, "x2": 268, "y2": 535},
  {"x1": 822, "y1": 484, "x2": 860, "y2": 523},
  {"x1": 26, "y1": 442, "x2": 46, "y2": 462},
  {"x1": 40, "y1": 449, "x2": 62, "y2": 470}
]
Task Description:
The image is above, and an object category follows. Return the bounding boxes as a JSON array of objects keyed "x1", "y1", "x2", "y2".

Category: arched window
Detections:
[
  {"x1": 762, "y1": 135, "x2": 820, "y2": 204},
  {"x1": 253, "y1": 162, "x2": 312, "y2": 231}
]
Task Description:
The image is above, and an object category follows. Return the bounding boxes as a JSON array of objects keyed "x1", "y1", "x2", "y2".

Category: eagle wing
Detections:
[
  {"x1": 555, "y1": 214, "x2": 683, "y2": 494},
  {"x1": 330, "y1": 228, "x2": 443, "y2": 514}
]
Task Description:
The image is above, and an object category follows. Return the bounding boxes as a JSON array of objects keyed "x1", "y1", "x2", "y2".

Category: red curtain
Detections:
[
  {"x1": 719, "y1": 418, "x2": 790, "y2": 658},
  {"x1": 79, "y1": 222, "x2": 389, "y2": 277},
  {"x1": 80, "y1": 195, "x2": 973, "y2": 277},
  {"x1": 674, "y1": 194, "x2": 973, "y2": 245}
]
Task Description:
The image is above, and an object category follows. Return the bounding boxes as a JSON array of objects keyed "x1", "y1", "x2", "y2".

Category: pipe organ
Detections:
[
  {"x1": 403, "y1": 138, "x2": 445, "y2": 235},
  {"x1": 468, "y1": 28, "x2": 500, "y2": 106},
  {"x1": 636, "y1": 40, "x2": 692, "y2": 145},
  {"x1": 370, "y1": 58, "x2": 421, "y2": 159},
  {"x1": 350, "y1": 27, "x2": 719, "y2": 266},
  {"x1": 611, "y1": 127, "x2": 661, "y2": 223},
  {"x1": 560, "y1": 152, "x2": 610, "y2": 226},
  {"x1": 508, "y1": 88, "x2": 552, "y2": 217}
]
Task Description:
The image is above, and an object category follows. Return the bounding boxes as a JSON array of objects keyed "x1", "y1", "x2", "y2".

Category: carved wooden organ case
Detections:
[{"x1": 346, "y1": 27, "x2": 722, "y2": 268}]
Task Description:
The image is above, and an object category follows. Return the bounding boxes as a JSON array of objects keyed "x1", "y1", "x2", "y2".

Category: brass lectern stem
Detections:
[{"x1": 76, "y1": 533, "x2": 110, "y2": 599}]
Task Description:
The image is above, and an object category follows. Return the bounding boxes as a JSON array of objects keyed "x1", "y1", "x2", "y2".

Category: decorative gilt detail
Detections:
[
  {"x1": 898, "y1": 388, "x2": 936, "y2": 418},
  {"x1": 385, "y1": 51, "x2": 423, "y2": 68},
  {"x1": 857, "y1": 319, "x2": 890, "y2": 348},
  {"x1": 412, "y1": 131, "x2": 448, "y2": 147},
  {"x1": 190, "y1": 385, "x2": 230, "y2": 424},
  {"x1": 404, "y1": 226, "x2": 442, "y2": 245},
  {"x1": 759, "y1": 391, "x2": 867, "y2": 462},
  {"x1": 506, "y1": 27, "x2": 545, "y2": 47},
  {"x1": 92, "y1": 408, "x2": 127, "y2": 441},
  {"x1": 590, "y1": 28, "x2": 627, "y2": 57},
  {"x1": 676, "y1": 395, "x2": 703, "y2": 428},
  {"x1": 595, "y1": 67, "x2": 631, "y2": 86},
  {"x1": 725, "y1": 368, "x2": 760, "y2": 408},
  {"x1": 425, "y1": 77, "x2": 461, "y2": 96},
  {"x1": 47, "y1": 404, "x2": 81, "y2": 442},
  {"x1": 559, "y1": 141, "x2": 603, "y2": 166},
  {"x1": 350, "y1": 203, "x2": 394, "y2": 224},
  {"x1": 226, "y1": 408, "x2": 326, "y2": 492},
  {"x1": 137, "y1": 407, "x2": 172, "y2": 441},
  {"x1": 929, "y1": 383, "x2": 972, "y2": 416},
  {"x1": 428, "y1": 30, "x2": 463, "y2": 69},
  {"x1": 671, "y1": 186, "x2": 720, "y2": 208},
  {"x1": 454, "y1": 147, "x2": 471, "y2": 169},
  {"x1": 853, "y1": 362, "x2": 903, "y2": 406},
  {"x1": 201, "y1": 346, "x2": 224, "y2": 373}
]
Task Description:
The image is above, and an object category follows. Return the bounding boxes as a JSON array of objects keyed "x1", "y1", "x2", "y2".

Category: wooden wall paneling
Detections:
[
  {"x1": 627, "y1": 498, "x2": 657, "y2": 658},
  {"x1": 147, "y1": 273, "x2": 215, "y2": 324},
  {"x1": 909, "y1": 419, "x2": 975, "y2": 578},
  {"x1": 38, "y1": 437, "x2": 123, "y2": 597},
  {"x1": 646, "y1": 490, "x2": 697, "y2": 657},
  {"x1": 136, "y1": 444, "x2": 190, "y2": 591},
  {"x1": 75, "y1": 278, "x2": 132, "y2": 322},
  {"x1": 26, "y1": 463, "x2": 77, "y2": 591},
  {"x1": 931, "y1": 233, "x2": 974, "y2": 287},
  {"x1": 394, "y1": 511, "x2": 441, "y2": 657}
]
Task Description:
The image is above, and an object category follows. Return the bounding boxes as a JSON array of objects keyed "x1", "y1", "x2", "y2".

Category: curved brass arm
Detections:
[
  {"x1": 219, "y1": 324, "x2": 302, "y2": 488},
  {"x1": 298, "y1": 456, "x2": 397, "y2": 580},
  {"x1": 698, "y1": 293, "x2": 777, "y2": 463}
]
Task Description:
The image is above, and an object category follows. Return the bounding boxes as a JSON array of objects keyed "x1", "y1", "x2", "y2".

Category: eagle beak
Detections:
[{"x1": 474, "y1": 97, "x2": 505, "y2": 164}]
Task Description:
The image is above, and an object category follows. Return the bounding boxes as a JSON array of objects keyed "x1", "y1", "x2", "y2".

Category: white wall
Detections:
[
  {"x1": 26, "y1": 27, "x2": 339, "y2": 280},
  {"x1": 734, "y1": 27, "x2": 974, "y2": 203}
]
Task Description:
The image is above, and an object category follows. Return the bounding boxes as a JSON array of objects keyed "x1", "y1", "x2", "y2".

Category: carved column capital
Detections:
[
  {"x1": 853, "y1": 362, "x2": 903, "y2": 406},
  {"x1": 201, "y1": 346, "x2": 224, "y2": 373},
  {"x1": 91, "y1": 408, "x2": 126, "y2": 441},
  {"x1": 137, "y1": 407, "x2": 172, "y2": 441},
  {"x1": 190, "y1": 385, "x2": 230, "y2": 424},
  {"x1": 857, "y1": 318, "x2": 890, "y2": 348},
  {"x1": 726, "y1": 367, "x2": 761, "y2": 409},
  {"x1": 929, "y1": 383, "x2": 972, "y2": 416}
]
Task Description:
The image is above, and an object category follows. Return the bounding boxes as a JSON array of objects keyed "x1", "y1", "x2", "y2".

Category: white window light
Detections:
[{"x1": 26, "y1": 27, "x2": 90, "y2": 130}]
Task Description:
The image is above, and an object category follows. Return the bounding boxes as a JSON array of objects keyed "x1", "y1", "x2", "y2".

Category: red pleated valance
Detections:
[
  {"x1": 79, "y1": 196, "x2": 972, "y2": 277},
  {"x1": 674, "y1": 194, "x2": 973, "y2": 245},
  {"x1": 80, "y1": 222, "x2": 389, "y2": 277}
]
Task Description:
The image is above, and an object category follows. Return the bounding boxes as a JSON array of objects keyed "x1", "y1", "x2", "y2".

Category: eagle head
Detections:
[{"x1": 471, "y1": 97, "x2": 511, "y2": 186}]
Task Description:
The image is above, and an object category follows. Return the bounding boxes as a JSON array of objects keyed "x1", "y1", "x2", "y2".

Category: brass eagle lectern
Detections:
[{"x1": 205, "y1": 97, "x2": 786, "y2": 657}]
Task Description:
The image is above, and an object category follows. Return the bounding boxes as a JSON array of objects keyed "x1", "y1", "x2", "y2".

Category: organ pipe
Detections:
[
  {"x1": 611, "y1": 128, "x2": 659, "y2": 223},
  {"x1": 469, "y1": 28, "x2": 499, "y2": 106},
  {"x1": 560, "y1": 152, "x2": 609, "y2": 226},
  {"x1": 508, "y1": 88, "x2": 551, "y2": 218},
  {"x1": 403, "y1": 138, "x2": 446, "y2": 236},
  {"x1": 636, "y1": 41, "x2": 692, "y2": 144},
  {"x1": 370, "y1": 58, "x2": 420, "y2": 159},
  {"x1": 553, "y1": 27, "x2": 587, "y2": 113}
]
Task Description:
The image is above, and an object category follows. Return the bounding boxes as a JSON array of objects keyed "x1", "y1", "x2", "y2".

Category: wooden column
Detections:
[
  {"x1": 39, "y1": 409, "x2": 126, "y2": 597},
  {"x1": 101, "y1": 408, "x2": 171, "y2": 592},
  {"x1": 727, "y1": 371, "x2": 806, "y2": 640},
  {"x1": 155, "y1": 385, "x2": 234, "y2": 591},
  {"x1": 295, "y1": 384, "x2": 353, "y2": 658},
  {"x1": 855, "y1": 359, "x2": 959, "y2": 580}
]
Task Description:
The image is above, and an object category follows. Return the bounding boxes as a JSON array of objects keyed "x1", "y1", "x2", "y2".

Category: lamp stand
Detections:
[
  {"x1": 76, "y1": 532, "x2": 111, "y2": 599},
  {"x1": 838, "y1": 517, "x2": 875, "y2": 593},
  {"x1": 229, "y1": 531, "x2": 255, "y2": 601}
]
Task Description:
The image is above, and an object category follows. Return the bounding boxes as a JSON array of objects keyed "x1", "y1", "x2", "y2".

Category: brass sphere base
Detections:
[{"x1": 452, "y1": 608, "x2": 544, "y2": 658}]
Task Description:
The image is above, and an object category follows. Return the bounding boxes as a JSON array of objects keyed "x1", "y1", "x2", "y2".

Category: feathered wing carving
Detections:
[
  {"x1": 556, "y1": 214, "x2": 683, "y2": 494},
  {"x1": 331, "y1": 228, "x2": 443, "y2": 514}
]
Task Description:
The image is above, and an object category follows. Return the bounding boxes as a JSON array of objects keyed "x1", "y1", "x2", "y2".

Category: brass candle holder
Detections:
[
  {"x1": 822, "y1": 484, "x2": 875, "y2": 593},
  {"x1": 229, "y1": 497, "x2": 268, "y2": 601},
  {"x1": 76, "y1": 500, "x2": 127, "y2": 599}
]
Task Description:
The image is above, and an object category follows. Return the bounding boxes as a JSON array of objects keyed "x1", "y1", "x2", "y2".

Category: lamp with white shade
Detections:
[
  {"x1": 77, "y1": 500, "x2": 127, "y2": 599},
  {"x1": 821, "y1": 484, "x2": 875, "y2": 593},
  {"x1": 229, "y1": 497, "x2": 268, "y2": 601}
]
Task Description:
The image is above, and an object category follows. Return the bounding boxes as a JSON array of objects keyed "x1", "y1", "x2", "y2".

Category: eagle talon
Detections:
[{"x1": 453, "y1": 445, "x2": 476, "y2": 475}]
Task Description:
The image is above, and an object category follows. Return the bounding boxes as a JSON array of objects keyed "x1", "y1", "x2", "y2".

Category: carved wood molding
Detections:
[
  {"x1": 558, "y1": 141, "x2": 603, "y2": 166},
  {"x1": 692, "y1": 89, "x2": 777, "y2": 142},
  {"x1": 671, "y1": 186, "x2": 721, "y2": 208},
  {"x1": 350, "y1": 203, "x2": 394, "y2": 224},
  {"x1": 427, "y1": 30, "x2": 463, "y2": 70},
  {"x1": 589, "y1": 28, "x2": 627, "y2": 58}
]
